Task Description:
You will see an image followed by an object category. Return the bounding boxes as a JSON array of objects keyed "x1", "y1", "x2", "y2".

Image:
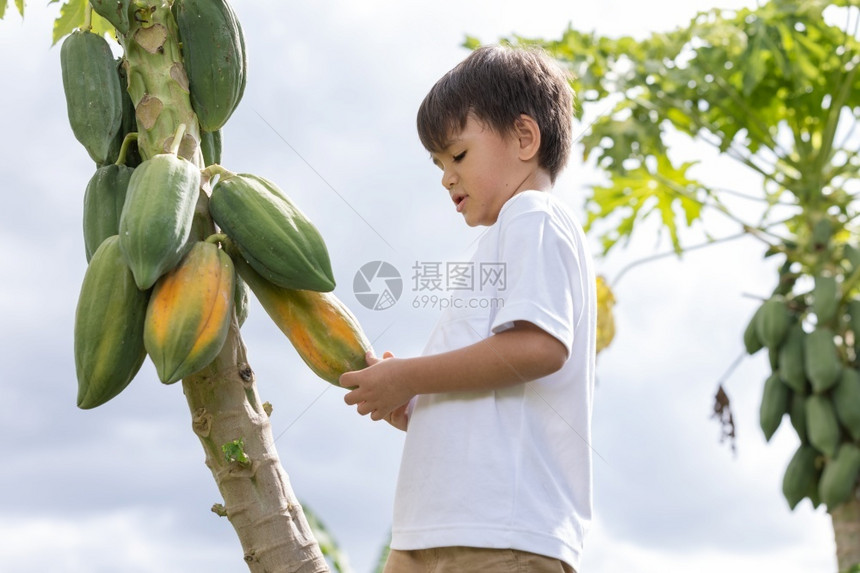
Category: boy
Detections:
[{"x1": 341, "y1": 45, "x2": 595, "y2": 573}]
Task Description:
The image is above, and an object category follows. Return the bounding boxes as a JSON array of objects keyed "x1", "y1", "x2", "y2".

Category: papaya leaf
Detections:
[
  {"x1": 0, "y1": 1, "x2": 7, "y2": 20},
  {"x1": 14, "y1": 0, "x2": 22, "y2": 16},
  {"x1": 52, "y1": 0, "x2": 86, "y2": 45}
]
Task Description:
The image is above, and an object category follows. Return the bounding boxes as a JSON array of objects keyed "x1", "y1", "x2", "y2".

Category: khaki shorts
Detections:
[{"x1": 383, "y1": 546, "x2": 576, "y2": 573}]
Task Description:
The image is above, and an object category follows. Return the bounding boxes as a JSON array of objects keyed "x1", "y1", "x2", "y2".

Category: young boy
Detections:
[{"x1": 340, "y1": 45, "x2": 596, "y2": 573}]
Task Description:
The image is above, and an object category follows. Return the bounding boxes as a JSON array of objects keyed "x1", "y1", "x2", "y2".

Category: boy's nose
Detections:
[{"x1": 441, "y1": 169, "x2": 456, "y2": 190}]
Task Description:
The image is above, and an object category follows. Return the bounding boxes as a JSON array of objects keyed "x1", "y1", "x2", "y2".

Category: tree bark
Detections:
[
  {"x1": 184, "y1": 318, "x2": 329, "y2": 572},
  {"x1": 832, "y1": 498, "x2": 860, "y2": 572}
]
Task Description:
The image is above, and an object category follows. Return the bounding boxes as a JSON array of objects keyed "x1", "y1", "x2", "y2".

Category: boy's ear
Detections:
[{"x1": 514, "y1": 114, "x2": 541, "y2": 162}]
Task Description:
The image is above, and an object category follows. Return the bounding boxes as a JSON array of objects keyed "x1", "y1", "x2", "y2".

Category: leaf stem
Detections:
[
  {"x1": 83, "y1": 2, "x2": 93, "y2": 32},
  {"x1": 201, "y1": 163, "x2": 237, "y2": 181}
]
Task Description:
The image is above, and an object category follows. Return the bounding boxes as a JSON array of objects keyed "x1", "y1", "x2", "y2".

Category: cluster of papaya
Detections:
[
  {"x1": 745, "y1": 226, "x2": 860, "y2": 512},
  {"x1": 65, "y1": 0, "x2": 371, "y2": 410}
]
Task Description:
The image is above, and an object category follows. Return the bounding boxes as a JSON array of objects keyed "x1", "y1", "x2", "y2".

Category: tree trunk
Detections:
[
  {"x1": 183, "y1": 318, "x2": 330, "y2": 572},
  {"x1": 833, "y1": 498, "x2": 860, "y2": 572},
  {"x1": 117, "y1": 2, "x2": 330, "y2": 570}
]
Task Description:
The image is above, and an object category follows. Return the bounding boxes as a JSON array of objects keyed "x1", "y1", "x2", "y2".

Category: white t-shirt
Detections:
[{"x1": 390, "y1": 190, "x2": 596, "y2": 571}]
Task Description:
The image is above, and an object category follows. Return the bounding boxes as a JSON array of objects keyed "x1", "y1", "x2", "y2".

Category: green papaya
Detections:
[
  {"x1": 811, "y1": 217, "x2": 834, "y2": 251},
  {"x1": 849, "y1": 300, "x2": 860, "y2": 348},
  {"x1": 173, "y1": 0, "x2": 247, "y2": 131},
  {"x1": 210, "y1": 173, "x2": 335, "y2": 292},
  {"x1": 834, "y1": 369, "x2": 860, "y2": 441},
  {"x1": 789, "y1": 393, "x2": 808, "y2": 443},
  {"x1": 818, "y1": 443, "x2": 860, "y2": 510},
  {"x1": 90, "y1": 0, "x2": 131, "y2": 34},
  {"x1": 60, "y1": 30, "x2": 123, "y2": 165},
  {"x1": 105, "y1": 58, "x2": 141, "y2": 168},
  {"x1": 782, "y1": 444, "x2": 819, "y2": 510},
  {"x1": 806, "y1": 394, "x2": 841, "y2": 458},
  {"x1": 844, "y1": 243, "x2": 860, "y2": 272},
  {"x1": 118, "y1": 153, "x2": 201, "y2": 290},
  {"x1": 200, "y1": 129, "x2": 222, "y2": 166},
  {"x1": 83, "y1": 164, "x2": 134, "y2": 262},
  {"x1": 778, "y1": 324, "x2": 807, "y2": 394},
  {"x1": 811, "y1": 274, "x2": 839, "y2": 325},
  {"x1": 75, "y1": 236, "x2": 149, "y2": 409},
  {"x1": 743, "y1": 304, "x2": 764, "y2": 354},
  {"x1": 234, "y1": 272, "x2": 249, "y2": 327},
  {"x1": 804, "y1": 327, "x2": 843, "y2": 393},
  {"x1": 760, "y1": 372, "x2": 790, "y2": 442},
  {"x1": 755, "y1": 298, "x2": 791, "y2": 350}
]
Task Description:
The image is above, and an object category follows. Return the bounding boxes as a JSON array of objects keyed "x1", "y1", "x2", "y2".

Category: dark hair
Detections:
[{"x1": 417, "y1": 44, "x2": 574, "y2": 182}]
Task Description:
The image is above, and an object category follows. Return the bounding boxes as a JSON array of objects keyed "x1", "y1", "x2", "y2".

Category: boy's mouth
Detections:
[{"x1": 453, "y1": 193, "x2": 466, "y2": 212}]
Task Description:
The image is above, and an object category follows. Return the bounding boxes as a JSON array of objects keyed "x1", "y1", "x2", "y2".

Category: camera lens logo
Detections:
[{"x1": 353, "y1": 261, "x2": 402, "y2": 310}]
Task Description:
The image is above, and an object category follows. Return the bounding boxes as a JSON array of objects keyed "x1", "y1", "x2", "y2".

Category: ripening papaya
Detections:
[
  {"x1": 804, "y1": 327, "x2": 842, "y2": 393},
  {"x1": 118, "y1": 152, "x2": 201, "y2": 290},
  {"x1": 210, "y1": 173, "x2": 336, "y2": 292},
  {"x1": 834, "y1": 369, "x2": 860, "y2": 441},
  {"x1": 75, "y1": 236, "x2": 149, "y2": 409},
  {"x1": 172, "y1": 0, "x2": 247, "y2": 131},
  {"x1": 83, "y1": 164, "x2": 134, "y2": 262},
  {"x1": 144, "y1": 241, "x2": 235, "y2": 384},
  {"x1": 755, "y1": 298, "x2": 791, "y2": 350},
  {"x1": 818, "y1": 443, "x2": 860, "y2": 510},
  {"x1": 760, "y1": 372, "x2": 790, "y2": 442},
  {"x1": 806, "y1": 394, "x2": 841, "y2": 458},
  {"x1": 60, "y1": 30, "x2": 123, "y2": 165},
  {"x1": 782, "y1": 444, "x2": 819, "y2": 510},
  {"x1": 233, "y1": 253, "x2": 371, "y2": 385}
]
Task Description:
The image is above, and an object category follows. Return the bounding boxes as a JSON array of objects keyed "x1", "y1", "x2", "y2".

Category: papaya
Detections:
[
  {"x1": 804, "y1": 327, "x2": 842, "y2": 393},
  {"x1": 844, "y1": 243, "x2": 860, "y2": 272},
  {"x1": 83, "y1": 164, "x2": 134, "y2": 262},
  {"x1": 105, "y1": 58, "x2": 142, "y2": 168},
  {"x1": 233, "y1": 253, "x2": 371, "y2": 385},
  {"x1": 200, "y1": 129, "x2": 222, "y2": 166},
  {"x1": 834, "y1": 369, "x2": 860, "y2": 441},
  {"x1": 210, "y1": 173, "x2": 335, "y2": 292},
  {"x1": 144, "y1": 241, "x2": 235, "y2": 384},
  {"x1": 811, "y1": 216, "x2": 834, "y2": 252},
  {"x1": 778, "y1": 324, "x2": 807, "y2": 394},
  {"x1": 782, "y1": 444, "x2": 819, "y2": 510},
  {"x1": 760, "y1": 372, "x2": 790, "y2": 442},
  {"x1": 789, "y1": 393, "x2": 808, "y2": 443},
  {"x1": 849, "y1": 300, "x2": 860, "y2": 348},
  {"x1": 118, "y1": 152, "x2": 201, "y2": 290},
  {"x1": 811, "y1": 274, "x2": 839, "y2": 325},
  {"x1": 743, "y1": 304, "x2": 764, "y2": 355},
  {"x1": 90, "y1": 0, "x2": 131, "y2": 34},
  {"x1": 755, "y1": 298, "x2": 791, "y2": 350},
  {"x1": 818, "y1": 443, "x2": 860, "y2": 510},
  {"x1": 75, "y1": 236, "x2": 149, "y2": 409},
  {"x1": 234, "y1": 273, "x2": 250, "y2": 327},
  {"x1": 806, "y1": 394, "x2": 841, "y2": 458},
  {"x1": 172, "y1": 0, "x2": 247, "y2": 131},
  {"x1": 60, "y1": 30, "x2": 123, "y2": 165}
]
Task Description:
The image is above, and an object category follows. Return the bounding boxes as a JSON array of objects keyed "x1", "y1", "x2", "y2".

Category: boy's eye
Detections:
[{"x1": 452, "y1": 151, "x2": 466, "y2": 162}]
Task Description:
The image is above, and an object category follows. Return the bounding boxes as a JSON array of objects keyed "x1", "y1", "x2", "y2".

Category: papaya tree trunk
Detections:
[
  {"x1": 117, "y1": 2, "x2": 329, "y2": 570},
  {"x1": 184, "y1": 319, "x2": 329, "y2": 572},
  {"x1": 833, "y1": 498, "x2": 860, "y2": 572}
]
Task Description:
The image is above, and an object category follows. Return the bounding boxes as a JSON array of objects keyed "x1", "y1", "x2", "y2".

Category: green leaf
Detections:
[
  {"x1": 0, "y1": 0, "x2": 7, "y2": 20},
  {"x1": 52, "y1": 0, "x2": 87, "y2": 45},
  {"x1": 14, "y1": 0, "x2": 22, "y2": 16}
]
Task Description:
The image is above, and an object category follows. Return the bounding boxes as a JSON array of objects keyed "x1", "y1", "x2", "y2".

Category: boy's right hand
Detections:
[{"x1": 345, "y1": 351, "x2": 409, "y2": 431}]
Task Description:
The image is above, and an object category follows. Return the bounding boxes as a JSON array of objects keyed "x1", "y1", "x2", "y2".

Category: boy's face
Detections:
[{"x1": 430, "y1": 115, "x2": 533, "y2": 227}]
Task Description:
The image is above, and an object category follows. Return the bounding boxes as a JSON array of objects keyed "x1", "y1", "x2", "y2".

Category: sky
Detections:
[{"x1": 0, "y1": 0, "x2": 841, "y2": 572}]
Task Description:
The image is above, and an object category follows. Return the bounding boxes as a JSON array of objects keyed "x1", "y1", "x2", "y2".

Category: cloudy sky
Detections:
[{"x1": 0, "y1": 0, "x2": 840, "y2": 571}]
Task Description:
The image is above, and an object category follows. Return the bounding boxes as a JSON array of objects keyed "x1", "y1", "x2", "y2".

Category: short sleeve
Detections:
[{"x1": 490, "y1": 209, "x2": 585, "y2": 356}]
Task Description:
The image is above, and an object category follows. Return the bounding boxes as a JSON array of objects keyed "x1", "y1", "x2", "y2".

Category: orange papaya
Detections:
[
  {"x1": 144, "y1": 241, "x2": 235, "y2": 384},
  {"x1": 233, "y1": 253, "x2": 371, "y2": 385}
]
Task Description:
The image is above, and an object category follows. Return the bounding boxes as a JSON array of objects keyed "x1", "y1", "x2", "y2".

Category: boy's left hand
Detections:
[{"x1": 341, "y1": 352, "x2": 414, "y2": 422}]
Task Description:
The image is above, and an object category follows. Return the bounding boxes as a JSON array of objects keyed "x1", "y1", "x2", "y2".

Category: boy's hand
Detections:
[{"x1": 341, "y1": 351, "x2": 414, "y2": 425}]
